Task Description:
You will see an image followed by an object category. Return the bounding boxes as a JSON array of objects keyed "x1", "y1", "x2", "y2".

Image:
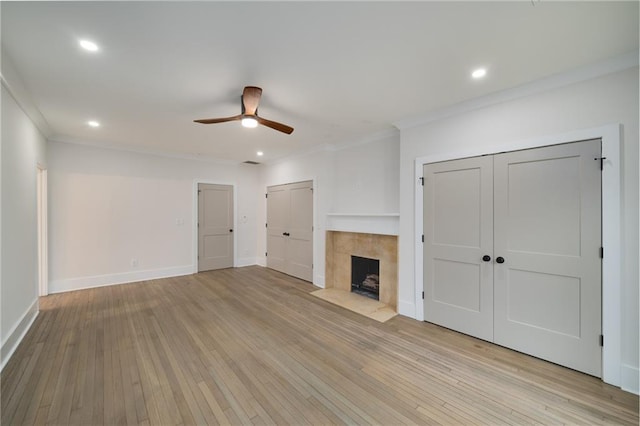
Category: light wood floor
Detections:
[{"x1": 2, "y1": 266, "x2": 638, "y2": 425}]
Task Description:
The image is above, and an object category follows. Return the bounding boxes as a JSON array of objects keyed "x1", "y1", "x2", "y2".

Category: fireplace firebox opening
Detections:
[{"x1": 351, "y1": 256, "x2": 380, "y2": 301}]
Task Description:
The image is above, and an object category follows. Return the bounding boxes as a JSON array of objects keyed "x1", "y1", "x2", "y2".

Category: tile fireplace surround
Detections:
[{"x1": 325, "y1": 231, "x2": 398, "y2": 311}]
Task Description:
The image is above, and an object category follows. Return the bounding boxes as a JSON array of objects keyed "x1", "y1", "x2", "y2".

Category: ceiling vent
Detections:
[{"x1": 243, "y1": 160, "x2": 260, "y2": 165}]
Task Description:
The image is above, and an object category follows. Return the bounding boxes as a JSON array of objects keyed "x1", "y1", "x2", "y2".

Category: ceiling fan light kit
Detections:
[
  {"x1": 241, "y1": 116, "x2": 258, "y2": 128},
  {"x1": 195, "y1": 86, "x2": 294, "y2": 134}
]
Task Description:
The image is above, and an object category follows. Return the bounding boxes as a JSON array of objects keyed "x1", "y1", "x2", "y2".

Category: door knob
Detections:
[
  {"x1": 482, "y1": 255, "x2": 491, "y2": 262},
  {"x1": 282, "y1": 232, "x2": 290, "y2": 236},
  {"x1": 496, "y1": 256, "x2": 505, "y2": 264},
  {"x1": 229, "y1": 229, "x2": 233, "y2": 233}
]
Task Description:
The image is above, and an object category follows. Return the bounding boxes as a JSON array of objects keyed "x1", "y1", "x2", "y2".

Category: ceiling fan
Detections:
[{"x1": 194, "y1": 86, "x2": 294, "y2": 134}]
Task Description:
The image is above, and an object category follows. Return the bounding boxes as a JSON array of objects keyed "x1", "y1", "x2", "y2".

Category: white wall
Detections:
[
  {"x1": 398, "y1": 67, "x2": 639, "y2": 392},
  {"x1": 47, "y1": 141, "x2": 262, "y2": 292},
  {"x1": 259, "y1": 131, "x2": 400, "y2": 286},
  {"x1": 1, "y1": 84, "x2": 47, "y2": 368},
  {"x1": 48, "y1": 130, "x2": 401, "y2": 293},
  {"x1": 331, "y1": 133, "x2": 400, "y2": 214}
]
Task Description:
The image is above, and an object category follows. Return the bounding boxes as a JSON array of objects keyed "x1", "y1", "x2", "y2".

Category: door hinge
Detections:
[
  {"x1": 599, "y1": 247, "x2": 604, "y2": 259},
  {"x1": 419, "y1": 177, "x2": 424, "y2": 186},
  {"x1": 594, "y1": 156, "x2": 607, "y2": 170},
  {"x1": 265, "y1": 252, "x2": 267, "y2": 257},
  {"x1": 265, "y1": 223, "x2": 268, "y2": 228},
  {"x1": 265, "y1": 193, "x2": 268, "y2": 198},
  {"x1": 422, "y1": 291, "x2": 424, "y2": 300},
  {"x1": 421, "y1": 234, "x2": 424, "y2": 243},
  {"x1": 198, "y1": 189, "x2": 201, "y2": 194},
  {"x1": 599, "y1": 334, "x2": 604, "y2": 347}
]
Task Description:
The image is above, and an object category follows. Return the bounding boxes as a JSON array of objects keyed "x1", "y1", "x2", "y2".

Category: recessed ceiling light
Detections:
[
  {"x1": 87, "y1": 120, "x2": 100, "y2": 127},
  {"x1": 257, "y1": 151, "x2": 264, "y2": 156},
  {"x1": 472, "y1": 68, "x2": 487, "y2": 79},
  {"x1": 79, "y1": 39, "x2": 99, "y2": 52}
]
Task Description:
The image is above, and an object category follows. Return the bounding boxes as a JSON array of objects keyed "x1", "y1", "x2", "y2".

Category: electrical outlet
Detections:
[{"x1": 131, "y1": 258, "x2": 138, "y2": 267}]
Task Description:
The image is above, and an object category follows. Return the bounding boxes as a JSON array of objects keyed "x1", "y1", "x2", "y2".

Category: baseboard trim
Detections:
[
  {"x1": 314, "y1": 274, "x2": 325, "y2": 288},
  {"x1": 621, "y1": 364, "x2": 639, "y2": 395},
  {"x1": 1, "y1": 299, "x2": 39, "y2": 372},
  {"x1": 49, "y1": 265, "x2": 194, "y2": 293},
  {"x1": 398, "y1": 300, "x2": 416, "y2": 319}
]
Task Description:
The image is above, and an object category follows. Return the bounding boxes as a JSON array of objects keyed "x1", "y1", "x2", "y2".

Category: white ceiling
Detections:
[{"x1": 2, "y1": 1, "x2": 638, "y2": 163}]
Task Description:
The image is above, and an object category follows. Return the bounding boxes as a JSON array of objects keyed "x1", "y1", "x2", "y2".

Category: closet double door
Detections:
[
  {"x1": 423, "y1": 140, "x2": 602, "y2": 376},
  {"x1": 267, "y1": 181, "x2": 313, "y2": 282}
]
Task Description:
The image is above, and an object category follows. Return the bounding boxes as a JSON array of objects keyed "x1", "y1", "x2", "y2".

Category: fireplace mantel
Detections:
[{"x1": 326, "y1": 213, "x2": 399, "y2": 236}]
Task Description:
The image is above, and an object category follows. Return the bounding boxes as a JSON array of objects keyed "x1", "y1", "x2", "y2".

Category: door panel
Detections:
[
  {"x1": 424, "y1": 156, "x2": 494, "y2": 341},
  {"x1": 505, "y1": 269, "x2": 581, "y2": 337},
  {"x1": 433, "y1": 167, "x2": 483, "y2": 248},
  {"x1": 198, "y1": 183, "x2": 233, "y2": 271},
  {"x1": 432, "y1": 259, "x2": 481, "y2": 311},
  {"x1": 287, "y1": 182, "x2": 313, "y2": 281},
  {"x1": 266, "y1": 185, "x2": 288, "y2": 274},
  {"x1": 493, "y1": 140, "x2": 601, "y2": 376},
  {"x1": 503, "y1": 155, "x2": 581, "y2": 256}
]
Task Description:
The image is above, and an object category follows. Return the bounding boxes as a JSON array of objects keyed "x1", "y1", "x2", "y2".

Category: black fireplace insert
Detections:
[{"x1": 351, "y1": 255, "x2": 380, "y2": 300}]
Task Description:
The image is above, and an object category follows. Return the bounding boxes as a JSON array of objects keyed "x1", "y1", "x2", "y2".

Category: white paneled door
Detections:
[
  {"x1": 493, "y1": 140, "x2": 602, "y2": 377},
  {"x1": 198, "y1": 183, "x2": 234, "y2": 271},
  {"x1": 424, "y1": 139, "x2": 602, "y2": 376},
  {"x1": 267, "y1": 181, "x2": 313, "y2": 282},
  {"x1": 423, "y1": 156, "x2": 494, "y2": 341},
  {"x1": 266, "y1": 184, "x2": 289, "y2": 274}
]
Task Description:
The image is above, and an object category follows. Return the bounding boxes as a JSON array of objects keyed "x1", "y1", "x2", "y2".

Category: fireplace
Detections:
[
  {"x1": 351, "y1": 256, "x2": 380, "y2": 300},
  {"x1": 325, "y1": 231, "x2": 398, "y2": 312}
]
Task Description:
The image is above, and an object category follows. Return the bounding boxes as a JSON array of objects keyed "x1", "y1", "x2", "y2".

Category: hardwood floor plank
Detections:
[
  {"x1": 2, "y1": 341, "x2": 45, "y2": 423},
  {"x1": 2, "y1": 266, "x2": 637, "y2": 425},
  {"x1": 197, "y1": 380, "x2": 231, "y2": 425},
  {"x1": 92, "y1": 310, "x2": 105, "y2": 425}
]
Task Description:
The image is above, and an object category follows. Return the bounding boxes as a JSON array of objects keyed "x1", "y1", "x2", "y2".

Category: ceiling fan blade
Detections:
[
  {"x1": 256, "y1": 116, "x2": 294, "y2": 134},
  {"x1": 242, "y1": 86, "x2": 262, "y2": 115},
  {"x1": 193, "y1": 115, "x2": 242, "y2": 124}
]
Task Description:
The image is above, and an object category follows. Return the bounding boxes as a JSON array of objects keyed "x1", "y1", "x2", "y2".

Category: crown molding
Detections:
[
  {"x1": 48, "y1": 136, "x2": 239, "y2": 166},
  {"x1": 262, "y1": 141, "x2": 334, "y2": 166},
  {"x1": 263, "y1": 127, "x2": 400, "y2": 166},
  {"x1": 325, "y1": 127, "x2": 399, "y2": 152},
  {"x1": 1, "y1": 51, "x2": 52, "y2": 138},
  {"x1": 394, "y1": 50, "x2": 639, "y2": 131}
]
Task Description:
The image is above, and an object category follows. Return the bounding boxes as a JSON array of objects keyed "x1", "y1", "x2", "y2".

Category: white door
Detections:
[
  {"x1": 198, "y1": 183, "x2": 234, "y2": 271},
  {"x1": 266, "y1": 184, "x2": 289, "y2": 274},
  {"x1": 287, "y1": 182, "x2": 314, "y2": 282},
  {"x1": 493, "y1": 140, "x2": 602, "y2": 376},
  {"x1": 423, "y1": 156, "x2": 494, "y2": 341},
  {"x1": 423, "y1": 140, "x2": 602, "y2": 377},
  {"x1": 267, "y1": 181, "x2": 313, "y2": 282}
]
